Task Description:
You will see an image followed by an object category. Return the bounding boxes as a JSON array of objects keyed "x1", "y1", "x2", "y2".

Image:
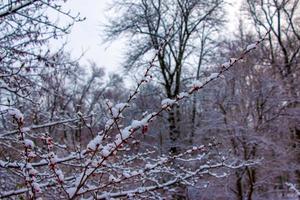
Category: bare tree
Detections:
[
  {"x1": 0, "y1": 1, "x2": 286, "y2": 199},
  {"x1": 105, "y1": 0, "x2": 225, "y2": 153},
  {"x1": 0, "y1": 0, "x2": 83, "y2": 103},
  {"x1": 0, "y1": 25, "x2": 265, "y2": 199},
  {"x1": 245, "y1": 0, "x2": 300, "y2": 97},
  {"x1": 245, "y1": 0, "x2": 300, "y2": 192}
]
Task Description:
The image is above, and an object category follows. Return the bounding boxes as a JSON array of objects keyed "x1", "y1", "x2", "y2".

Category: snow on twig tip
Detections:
[
  {"x1": 8, "y1": 108, "x2": 24, "y2": 121},
  {"x1": 161, "y1": 98, "x2": 176, "y2": 108},
  {"x1": 24, "y1": 139, "x2": 34, "y2": 148},
  {"x1": 208, "y1": 73, "x2": 219, "y2": 80},
  {"x1": 86, "y1": 134, "x2": 103, "y2": 151},
  {"x1": 177, "y1": 92, "x2": 189, "y2": 99},
  {"x1": 246, "y1": 43, "x2": 257, "y2": 51}
]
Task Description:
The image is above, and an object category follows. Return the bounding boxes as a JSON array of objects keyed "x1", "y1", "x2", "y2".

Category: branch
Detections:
[{"x1": 0, "y1": 0, "x2": 38, "y2": 18}]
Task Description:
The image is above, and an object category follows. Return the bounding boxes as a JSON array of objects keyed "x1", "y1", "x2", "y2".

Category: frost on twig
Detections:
[
  {"x1": 286, "y1": 183, "x2": 300, "y2": 197},
  {"x1": 0, "y1": 33, "x2": 267, "y2": 199}
]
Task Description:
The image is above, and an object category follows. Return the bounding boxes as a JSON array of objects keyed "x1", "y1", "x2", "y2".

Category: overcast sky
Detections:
[
  {"x1": 51, "y1": 0, "x2": 241, "y2": 74},
  {"x1": 51, "y1": 0, "x2": 125, "y2": 73}
]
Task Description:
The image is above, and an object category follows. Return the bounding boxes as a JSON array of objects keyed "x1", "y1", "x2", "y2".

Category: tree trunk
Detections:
[{"x1": 168, "y1": 108, "x2": 181, "y2": 154}]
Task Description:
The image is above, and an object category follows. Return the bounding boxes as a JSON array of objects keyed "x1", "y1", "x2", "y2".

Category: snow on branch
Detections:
[
  {"x1": 1, "y1": 116, "x2": 91, "y2": 137},
  {"x1": 0, "y1": 0, "x2": 37, "y2": 18},
  {"x1": 0, "y1": 29, "x2": 269, "y2": 199},
  {"x1": 286, "y1": 182, "x2": 300, "y2": 197}
]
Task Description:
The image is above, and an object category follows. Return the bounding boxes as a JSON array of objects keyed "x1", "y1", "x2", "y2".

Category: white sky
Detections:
[
  {"x1": 51, "y1": 0, "x2": 125, "y2": 73},
  {"x1": 51, "y1": 0, "x2": 241, "y2": 74}
]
